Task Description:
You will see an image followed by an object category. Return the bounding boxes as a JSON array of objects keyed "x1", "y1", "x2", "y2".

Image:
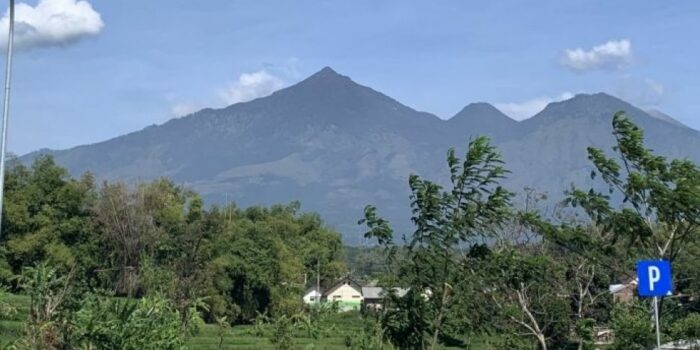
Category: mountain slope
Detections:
[
  {"x1": 27, "y1": 67, "x2": 453, "y2": 241},
  {"x1": 646, "y1": 109, "x2": 688, "y2": 128},
  {"x1": 22, "y1": 70, "x2": 700, "y2": 243},
  {"x1": 499, "y1": 93, "x2": 700, "y2": 199}
]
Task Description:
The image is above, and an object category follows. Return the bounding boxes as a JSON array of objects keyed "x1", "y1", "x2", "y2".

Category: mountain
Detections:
[
  {"x1": 500, "y1": 93, "x2": 700, "y2": 201},
  {"x1": 22, "y1": 68, "x2": 700, "y2": 243},
  {"x1": 447, "y1": 102, "x2": 518, "y2": 141},
  {"x1": 646, "y1": 108, "x2": 688, "y2": 128}
]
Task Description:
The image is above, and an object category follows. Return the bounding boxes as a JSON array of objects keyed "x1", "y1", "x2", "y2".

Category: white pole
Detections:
[
  {"x1": 0, "y1": 0, "x2": 15, "y2": 242},
  {"x1": 654, "y1": 296, "x2": 661, "y2": 350}
]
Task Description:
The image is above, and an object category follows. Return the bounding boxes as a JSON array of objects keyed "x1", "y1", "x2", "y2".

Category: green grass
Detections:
[
  {"x1": 0, "y1": 294, "x2": 491, "y2": 349},
  {"x1": 188, "y1": 313, "x2": 364, "y2": 350}
]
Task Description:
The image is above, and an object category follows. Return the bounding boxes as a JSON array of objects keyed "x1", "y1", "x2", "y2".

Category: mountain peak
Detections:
[
  {"x1": 317, "y1": 66, "x2": 339, "y2": 75},
  {"x1": 528, "y1": 92, "x2": 634, "y2": 123},
  {"x1": 453, "y1": 102, "x2": 512, "y2": 120},
  {"x1": 303, "y1": 66, "x2": 350, "y2": 83},
  {"x1": 446, "y1": 102, "x2": 517, "y2": 140}
]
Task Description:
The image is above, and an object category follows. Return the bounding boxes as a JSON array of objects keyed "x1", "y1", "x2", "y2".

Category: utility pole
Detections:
[
  {"x1": 0, "y1": 0, "x2": 15, "y2": 242},
  {"x1": 316, "y1": 257, "x2": 321, "y2": 304}
]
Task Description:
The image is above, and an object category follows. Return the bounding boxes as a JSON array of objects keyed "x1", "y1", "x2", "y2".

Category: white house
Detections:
[
  {"x1": 302, "y1": 286, "x2": 323, "y2": 304},
  {"x1": 323, "y1": 277, "x2": 363, "y2": 311}
]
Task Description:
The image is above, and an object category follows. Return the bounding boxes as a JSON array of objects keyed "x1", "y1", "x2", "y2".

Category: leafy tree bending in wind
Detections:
[
  {"x1": 568, "y1": 111, "x2": 700, "y2": 264},
  {"x1": 360, "y1": 136, "x2": 512, "y2": 350}
]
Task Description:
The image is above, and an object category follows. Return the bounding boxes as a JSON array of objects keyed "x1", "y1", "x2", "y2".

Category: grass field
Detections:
[{"x1": 1, "y1": 294, "x2": 491, "y2": 349}]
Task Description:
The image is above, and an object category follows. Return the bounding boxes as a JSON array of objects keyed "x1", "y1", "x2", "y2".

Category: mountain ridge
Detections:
[{"x1": 21, "y1": 67, "x2": 699, "y2": 243}]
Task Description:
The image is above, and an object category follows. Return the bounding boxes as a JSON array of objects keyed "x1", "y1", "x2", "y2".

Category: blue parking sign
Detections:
[{"x1": 636, "y1": 260, "x2": 672, "y2": 297}]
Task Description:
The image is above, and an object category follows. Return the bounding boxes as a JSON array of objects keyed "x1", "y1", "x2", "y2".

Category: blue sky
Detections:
[{"x1": 4, "y1": 0, "x2": 700, "y2": 154}]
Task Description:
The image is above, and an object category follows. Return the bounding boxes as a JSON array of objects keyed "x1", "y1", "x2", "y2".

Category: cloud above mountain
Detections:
[
  {"x1": 218, "y1": 70, "x2": 286, "y2": 105},
  {"x1": 495, "y1": 92, "x2": 574, "y2": 120},
  {"x1": 613, "y1": 77, "x2": 665, "y2": 107},
  {"x1": 170, "y1": 102, "x2": 200, "y2": 117},
  {"x1": 562, "y1": 39, "x2": 633, "y2": 72},
  {"x1": 0, "y1": 0, "x2": 103, "y2": 50}
]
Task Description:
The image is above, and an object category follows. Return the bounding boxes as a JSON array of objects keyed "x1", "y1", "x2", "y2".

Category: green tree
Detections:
[
  {"x1": 205, "y1": 202, "x2": 345, "y2": 323},
  {"x1": 361, "y1": 137, "x2": 512, "y2": 349},
  {"x1": 568, "y1": 112, "x2": 700, "y2": 265},
  {"x1": 12, "y1": 262, "x2": 74, "y2": 350},
  {"x1": 1, "y1": 156, "x2": 96, "y2": 284},
  {"x1": 610, "y1": 302, "x2": 655, "y2": 350}
]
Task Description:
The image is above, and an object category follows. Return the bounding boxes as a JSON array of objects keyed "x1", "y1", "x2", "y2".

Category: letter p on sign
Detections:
[{"x1": 636, "y1": 260, "x2": 672, "y2": 297}]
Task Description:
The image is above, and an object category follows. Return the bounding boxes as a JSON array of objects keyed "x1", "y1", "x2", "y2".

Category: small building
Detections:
[
  {"x1": 323, "y1": 277, "x2": 363, "y2": 311},
  {"x1": 594, "y1": 327, "x2": 614, "y2": 346},
  {"x1": 362, "y1": 287, "x2": 384, "y2": 311},
  {"x1": 609, "y1": 275, "x2": 638, "y2": 303},
  {"x1": 362, "y1": 287, "x2": 409, "y2": 311},
  {"x1": 302, "y1": 286, "x2": 323, "y2": 305},
  {"x1": 609, "y1": 278, "x2": 637, "y2": 304}
]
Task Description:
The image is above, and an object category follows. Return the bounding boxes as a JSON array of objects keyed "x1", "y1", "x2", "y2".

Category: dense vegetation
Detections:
[
  {"x1": 0, "y1": 113, "x2": 699, "y2": 349},
  {"x1": 358, "y1": 112, "x2": 700, "y2": 349},
  {"x1": 0, "y1": 158, "x2": 347, "y2": 348}
]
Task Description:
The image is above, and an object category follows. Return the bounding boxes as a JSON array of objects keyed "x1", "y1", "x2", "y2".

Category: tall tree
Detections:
[
  {"x1": 361, "y1": 136, "x2": 512, "y2": 349},
  {"x1": 0, "y1": 156, "x2": 96, "y2": 283},
  {"x1": 568, "y1": 112, "x2": 700, "y2": 264}
]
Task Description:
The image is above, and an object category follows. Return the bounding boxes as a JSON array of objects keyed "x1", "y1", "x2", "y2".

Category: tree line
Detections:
[
  {"x1": 0, "y1": 112, "x2": 699, "y2": 349},
  {"x1": 357, "y1": 112, "x2": 700, "y2": 350},
  {"x1": 0, "y1": 157, "x2": 346, "y2": 348}
]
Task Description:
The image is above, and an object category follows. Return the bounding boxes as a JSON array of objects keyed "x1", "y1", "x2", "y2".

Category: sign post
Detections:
[{"x1": 636, "y1": 260, "x2": 672, "y2": 350}]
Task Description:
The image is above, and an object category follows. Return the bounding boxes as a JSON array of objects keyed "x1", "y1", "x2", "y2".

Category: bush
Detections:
[
  {"x1": 670, "y1": 313, "x2": 700, "y2": 341},
  {"x1": 72, "y1": 295, "x2": 187, "y2": 350},
  {"x1": 610, "y1": 303, "x2": 655, "y2": 350}
]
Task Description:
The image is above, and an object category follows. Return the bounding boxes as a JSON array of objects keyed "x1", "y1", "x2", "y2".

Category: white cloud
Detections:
[
  {"x1": 495, "y1": 92, "x2": 574, "y2": 120},
  {"x1": 218, "y1": 70, "x2": 286, "y2": 105},
  {"x1": 562, "y1": 39, "x2": 633, "y2": 72},
  {"x1": 0, "y1": 0, "x2": 103, "y2": 50},
  {"x1": 613, "y1": 77, "x2": 665, "y2": 107},
  {"x1": 170, "y1": 102, "x2": 200, "y2": 117}
]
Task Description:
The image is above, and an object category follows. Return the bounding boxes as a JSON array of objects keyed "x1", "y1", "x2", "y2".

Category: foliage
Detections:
[
  {"x1": 0, "y1": 156, "x2": 96, "y2": 284},
  {"x1": 669, "y1": 312, "x2": 700, "y2": 341},
  {"x1": 0, "y1": 286, "x2": 16, "y2": 320},
  {"x1": 71, "y1": 295, "x2": 188, "y2": 350},
  {"x1": 568, "y1": 111, "x2": 700, "y2": 264},
  {"x1": 269, "y1": 314, "x2": 297, "y2": 350},
  {"x1": 610, "y1": 303, "x2": 655, "y2": 350},
  {"x1": 0, "y1": 156, "x2": 347, "y2": 326},
  {"x1": 480, "y1": 250, "x2": 571, "y2": 350},
  {"x1": 205, "y1": 202, "x2": 346, "y2": 323},
  {"x1": 361, "y1": 136, "x2": 512, "y2": 349},
  {"x1": 344, "y1": 318, "x2": 393, "y2": 350},
  {"x1": 3, "y1": 114, "x2": 700, "y2": 349},
  {"x1": 214, "y1": 316, "x2": 230, "y2": 350},
  {"x1": 12, "y1": 262, "x2": 74, "y2": 350},
  {"x1": 298, "y1": 304, "x2": 338, "y2": 339}
]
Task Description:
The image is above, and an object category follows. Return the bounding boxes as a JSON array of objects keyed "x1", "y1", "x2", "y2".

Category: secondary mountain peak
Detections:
[
  {"x1": 446, "y1": 102, "x2": 517, "y2": 140},
  {"x1": 451, "y1": 102, "x2": 514, "y2": 122},
  {"x1": 527, "y1": 92, "x2": 635, "y2": 125}
]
